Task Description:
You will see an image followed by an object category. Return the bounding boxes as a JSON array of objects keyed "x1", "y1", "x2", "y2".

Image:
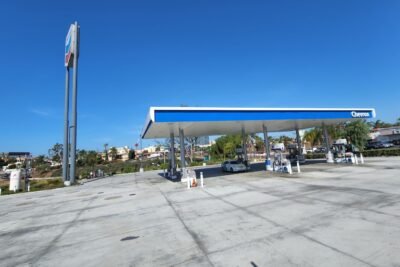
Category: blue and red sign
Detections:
[{"x1": 65, "y1": 24, "x2": 75, "y2": 67}]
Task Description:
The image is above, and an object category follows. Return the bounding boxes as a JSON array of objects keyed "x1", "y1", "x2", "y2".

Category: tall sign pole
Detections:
[
  {"x1": 69, "y1": 21, "x2": 79, "y2": 184},
  {"x1": 63, "y1": 22, "x2": 80, "y2": 185},
  {"x1": 62, "y1": 67, "x2": 69, "y2": 182}
]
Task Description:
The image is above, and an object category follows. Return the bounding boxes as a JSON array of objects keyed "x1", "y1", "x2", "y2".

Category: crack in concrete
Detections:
[
  {"x1": 159, "y1": 189, "x2": 215, "y2": 267},
  {"x1": 202, "y1": 189, "x2": 378, "y2": 267},
  {"x1": 28, "y1": 196, "x2": 99, "y2": 265}
]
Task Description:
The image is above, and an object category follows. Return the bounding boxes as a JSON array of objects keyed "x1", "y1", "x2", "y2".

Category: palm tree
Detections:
[
  {"x1": 303, "y1": 128, "x2": 322, "y2": 148},
  {"x1": 110, "y1": 147, "x2": 118, "y2": 161},
  {"x1": 103, "y1": 143, "x2": 109, "y2": 161}
]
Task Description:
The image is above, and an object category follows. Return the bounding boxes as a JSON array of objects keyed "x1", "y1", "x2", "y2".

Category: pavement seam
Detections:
[
  {"x1": 202, "y1": 188, "x2": 378, "y2": 267},
  {"x1": 28, "y1": 196, "x2": 99, "y2": 265},
  {"x1": 158, "y1": 189, "x2": 215, "y2": 267}
]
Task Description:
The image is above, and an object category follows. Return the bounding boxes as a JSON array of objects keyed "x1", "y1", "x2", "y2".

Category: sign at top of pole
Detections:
[{"x1": 65, "y1": 24, "x2": 77, "y2": 67}]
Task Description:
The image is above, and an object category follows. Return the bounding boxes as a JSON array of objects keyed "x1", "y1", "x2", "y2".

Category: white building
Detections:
[{"x1": 369, "y1": 126, "x2": 400, "y2": 143}]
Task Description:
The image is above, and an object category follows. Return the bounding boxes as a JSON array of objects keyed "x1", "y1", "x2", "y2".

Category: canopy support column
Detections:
[
  {"x1": 295, "y1": 128, "x2": 302, "y2": 157},
  {"x1": 322, "y1": 123, "x2": 334, "y2": 163},
  {"x1": 242, "y1": 128, "x2": 248, "y2": 167},
  {"x1": 170, "y1": 133, "x2": 176, "y2": 178},
  {"x1": 179, "y1": 128, "x2": 186, "y2": 180},
  {"x1": 263, "y1": 125, "x2": 272, "y2": 171}
]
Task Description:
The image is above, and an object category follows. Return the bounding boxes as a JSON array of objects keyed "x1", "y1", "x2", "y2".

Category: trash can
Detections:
[{"x1": 9, "y1": 170, "x2": 22, "y2": 192}]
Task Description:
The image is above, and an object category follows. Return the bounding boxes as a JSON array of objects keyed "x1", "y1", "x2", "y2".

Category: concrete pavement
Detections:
[{"x1": 1, "y1": 157, "x2": 400, "y2": 266}]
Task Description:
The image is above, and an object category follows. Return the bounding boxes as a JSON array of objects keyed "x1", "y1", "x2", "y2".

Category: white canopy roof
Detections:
[{"x1": 141, "y1": 107, "x2": 376, "y2": 139}]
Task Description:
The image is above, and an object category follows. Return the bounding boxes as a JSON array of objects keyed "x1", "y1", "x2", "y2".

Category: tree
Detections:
[
  {"x1": 211, "y1": 134, "x2": 243, "y2": 159},
  {"x1": 250, "y1": 134, "x2": 265, "y2": 152},
  {"x1": 77, "y1": 149, "x2": 88, "y2": 167},
  {"x1": 109, "y1": 147, "x2": 118, "y2": 161},
  {"x1": 223, "y1": 142, "x2": 236, "y2": 159},
  {"x1": 185, "y1": 136, "x2": 199, "y2": 163},
  {"x1": 278, "y1": 135, "x2": 293, "y2": 147},
  {"x1": 129, "y1": 150, "x2": 136, "y2": 160},
  {"x1": 344, "y1": 120, "x2": 370, "y2": 151},
  {"x1": 86, "y1": 151, "x2": 98, "y2": 169},
  {"x1": 32, "y1": 155, "x2": 47, "y2": 167},
  {"x1": 303, "y1": 128, "x2": 323, "y2": 148},
  {"x1": 327, "y1": 124, "x2": 345, "y2": 141},
  {"x1": 48, "y1": 143, "x2": 63, "y2": 163},
  {"x1": 372, "y1": 120, "x2": 392, "y2": 129},
  {"x1": 0, "y1": 158, "x2": 6, "y2": 168},
  {"x1": 103, "y1": 143, "x2": 109, "y2": 161}
]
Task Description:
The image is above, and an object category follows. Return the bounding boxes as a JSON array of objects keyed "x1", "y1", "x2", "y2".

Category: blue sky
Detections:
[{"x1": 1, "y1": 0, "x2": 399, "y2": 155}]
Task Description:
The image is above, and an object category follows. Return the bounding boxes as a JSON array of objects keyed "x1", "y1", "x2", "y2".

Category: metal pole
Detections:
[
  {"x1": 170, "y1": 132, "x2": 175, "y2": 177},
  {"x1": 62, "y1": 68, "x2": 70, "y2": 182},
  {"x1": 179, "y1": 128, "x2": 186, "y2": 175},
  {"x1": 262, "y1": 124, "x2": 272, "y2": 171},
  {"x1": 242, "y1": 128, "x2": 248, "y2": 162},
  {"x1": 322, "y1": 123, "x2": 329, "y2": 151},
  {"x1": 296, "y1": 128, "x2": 302, "y2": 156},
  {"x1": 139, "y1": 137, "x2": 144, "y2": 172},
  {"x1": 69, "y1": 22, "x2": 79, "y2": 184}
]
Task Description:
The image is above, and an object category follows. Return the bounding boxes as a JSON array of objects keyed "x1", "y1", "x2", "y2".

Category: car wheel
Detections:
[{"x1": 230, "y1": 167, "x2": 234, "y2": 172}]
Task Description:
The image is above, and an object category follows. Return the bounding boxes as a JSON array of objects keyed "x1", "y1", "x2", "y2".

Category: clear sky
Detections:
[{"x1": 1, "y1": 0, "x2": 399, "y2": 155}]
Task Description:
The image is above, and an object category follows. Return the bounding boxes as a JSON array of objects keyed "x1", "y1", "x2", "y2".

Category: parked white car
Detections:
[
  {"x1": 272, "y1": 143, "x2": 285, "y2": 151},
  {"x1": 221, "y1": 160, "x2": 247, "y2": 173}
]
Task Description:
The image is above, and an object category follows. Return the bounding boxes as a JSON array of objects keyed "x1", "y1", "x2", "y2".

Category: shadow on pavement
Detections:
[{"x1": 157, "y1": 159, "x2": 328, "y2": 182}]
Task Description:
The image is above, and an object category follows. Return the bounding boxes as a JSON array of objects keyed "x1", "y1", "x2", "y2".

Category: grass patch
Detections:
[
  {"x1": 29, "y1": 179, "x2": 64, "y2": 192},
  {"x1": 0, "y1": 178, "x2": 64, "y2": 196}
]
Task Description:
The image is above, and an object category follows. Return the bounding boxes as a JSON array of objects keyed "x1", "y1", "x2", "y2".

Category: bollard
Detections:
[
  {"x1": 187, "y1": 174, "x2": 191, "y2": 189},
  {"x1": 360, "y1": 153, "x2": 364, "y2": 164},
  {"x1": 163, "y1": 169, "x2": 166, "y2": 177},
  {"x1": 354, "y1": 154, "x2": 359, "y2": 165},
  {"x1": 0, "y1": 188, "x2": 2, "y2": 195},
  {"x1": 351, "y1": 155, "x2": 355, "y2": 164},
  {"x1": 287, "y1": 162, "x2": 293, "y2": 174},
  {"x1": 200, "y1": 172, "x2": 204, "y2": 188},
  {"x1": 27, "y1": 183, "x2": 30, "y2": 192},
  {"x1": 326, "y1": 151, "x2": 334, "y2": 163},
  {"x1": 297, "y1": 160, "x2": 301, "y2": 173},
  {"x1": 266, "y1": 158, "x2": 273, "y2": 171}
]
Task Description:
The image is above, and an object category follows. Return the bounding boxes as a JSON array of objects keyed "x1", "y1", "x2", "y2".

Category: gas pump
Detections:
[
  {"x1": 271, "y1": 146, "x2": 292, "y2": 173},
  {"x1": 332, "y1": 139, "x2": 359, "y2": 163},
  {"x1": 236, "y1": 148, "x2": 250, "y2": 170},
  {"x1": 286, "y1": 144, "x2": 306, "y2": 164}
]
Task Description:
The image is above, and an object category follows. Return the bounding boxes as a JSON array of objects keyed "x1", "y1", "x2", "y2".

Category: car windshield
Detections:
[{"x1": 230, "y1": 161, "x2": 239, "y2": 164}]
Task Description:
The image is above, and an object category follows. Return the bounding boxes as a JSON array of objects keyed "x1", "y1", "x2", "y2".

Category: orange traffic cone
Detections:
[{"x1": 191, "y1": 178, "x2": 197, "y2": 187}]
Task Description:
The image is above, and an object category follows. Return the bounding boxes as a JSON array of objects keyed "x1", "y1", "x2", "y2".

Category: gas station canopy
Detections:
[{"x1": 141, "y1": 107, "x2": 376, "y2": 139}]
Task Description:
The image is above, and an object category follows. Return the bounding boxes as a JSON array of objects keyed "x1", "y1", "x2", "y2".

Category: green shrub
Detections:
[
  {"x1": 35, "y1": 164, "x2": 51, "y2": 175},
  {"x1": 51, "y1": 168, "x2": 62, "y2": 177},
  {"x1": 362, "y1": 148, "x2": 400, "y2": 157},
  {"x1": 29, "y1": 179, "x2": 64, "y2": 192},
  {"x1": 189, "y1": 161, "x2": 203, "y2": 167},
  {"x1": 305, "y1": 153, "x2": 326, "y2": 159}
]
